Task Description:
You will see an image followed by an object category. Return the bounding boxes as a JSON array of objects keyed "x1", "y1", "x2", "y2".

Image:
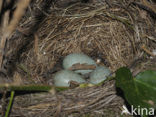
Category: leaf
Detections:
[
  {"x1": 135, "y1": 70, "x2": 156, "y2": 108},
  {"x1": 115, "y1": 67, "x2": 156, "y2": 116}
]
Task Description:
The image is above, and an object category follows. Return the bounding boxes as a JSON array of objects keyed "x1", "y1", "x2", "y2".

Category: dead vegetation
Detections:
[{"x1": 0, "y1": 0, "x2": 156, "y2": 116}]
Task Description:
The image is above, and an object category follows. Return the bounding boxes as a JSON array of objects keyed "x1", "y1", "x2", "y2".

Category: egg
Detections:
[
  {"x1": 89, "y1": 66, "x2": 111, "y2": 84},
  {"x1": 54, "y1": 70, "x2": 86, "y2": 87},
  {"x1": 63, "y1": 53, "x2": 97, "y2": 74}
]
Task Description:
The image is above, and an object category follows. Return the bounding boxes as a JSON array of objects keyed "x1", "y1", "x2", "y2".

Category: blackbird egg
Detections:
[
  {"x1": 89, "y1": 66, "x2": 111, "y2": 84},
  {"x1": 63, "y1": 53, "x2": 97, "y2": 74},
  {"x1": 54, "y1": 70, "x2": 86, "y2": 87}
]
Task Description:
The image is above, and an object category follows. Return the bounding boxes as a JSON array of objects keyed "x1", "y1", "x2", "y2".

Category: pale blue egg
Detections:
[
  {"x1": 54, "y1": 70, "x2": 86, "y2": 87},
  {"x1": 89, "y1": 66, "x2": 111, "y2": 84},
  {"x1": 63, "y1": 53, "x2": 97, "y2": 74}
]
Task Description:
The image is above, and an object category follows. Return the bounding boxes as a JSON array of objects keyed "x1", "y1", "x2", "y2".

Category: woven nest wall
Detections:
[
  {"x1": 19, "y1": 1, "x2": 141, "y2": 83},
  {"x1": 0, "y1": 0, "x2": 156, "y2": 117}
]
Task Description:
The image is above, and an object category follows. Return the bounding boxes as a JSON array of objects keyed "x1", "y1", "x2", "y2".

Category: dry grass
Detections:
[
  {"x1": 0, "y1": 0, "x2": 31, "y2": 80},
  {"x1": 0, "y1": 0, "x2": 156, "y2": 116}
]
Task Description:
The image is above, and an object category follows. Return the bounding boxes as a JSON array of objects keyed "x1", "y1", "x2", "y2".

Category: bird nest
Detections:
[{"x1": 0, "y1": 0, "x2": 156, "y2": 116}]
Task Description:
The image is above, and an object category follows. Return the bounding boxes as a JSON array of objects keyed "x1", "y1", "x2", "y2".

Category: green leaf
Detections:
[
  {"x1": 115, "y1": 67, "x2": 156, "y2": 117},
  {"x1": 135, "y1": 70, "x2": 156, "y2": 108}
]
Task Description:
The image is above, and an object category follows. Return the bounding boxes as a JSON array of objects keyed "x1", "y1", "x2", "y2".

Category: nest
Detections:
[{"x1": 0, "y1": 0, "x2": 156, "y2": 116}]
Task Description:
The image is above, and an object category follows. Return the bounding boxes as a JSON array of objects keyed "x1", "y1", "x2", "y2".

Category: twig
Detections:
[
  {"x1": 141, "y1": 44, "x2": 155, "y2": 57},
  {"x1": 7, "y1": 0, "x2": 31, "y2": 36},
  {"x1": 68, "y1": 63, "x2": 96, "y2": 71},
  {"x1": 0, "y1": 84, "x2": 54, "y2": 92},
  {"x1": 0, "y1": 10, "x2": 10, "y2": 68}
]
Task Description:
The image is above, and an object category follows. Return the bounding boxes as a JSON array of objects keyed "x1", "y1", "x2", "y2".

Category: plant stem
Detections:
[{"x1": 5, "y1": 91, "x2": 15, "y2": 117}]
